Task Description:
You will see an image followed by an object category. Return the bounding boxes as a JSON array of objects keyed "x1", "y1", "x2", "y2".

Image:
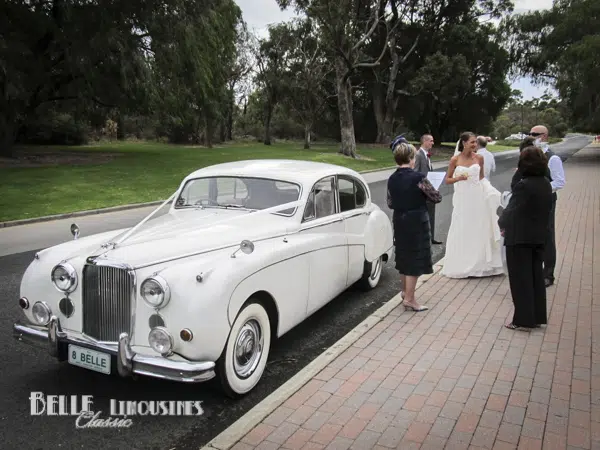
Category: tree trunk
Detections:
[
  {"x1": 204, "y1": 116, "x2": 213, "y2": 148},
  {"x1": 219, "y1": 121, "x2": 226, "y2": 143},
  {"x1": 226, "y1": 98, "x2": 234, "y2": 141},
  {"x1": 303, "y1": 124, "x2": 311, "y2": 149},
  {"x1": 372, "y1": 84, "x2": 386, "y2": 143},
  {"x1": 0, "y1": 112, "x2": 17, "y2": 158},
  {"x1": 117, "y1": 112, "x2": 125, "y2": 140},
  {"x1": 263, "y1": 100, "x2": 273, "y2": 145},
  {"x1": 372, "y1": 84, "x2": 396, "y2": 144},
  {"x1": 335, "y1": 57, "x2": 356, "y2": 158}
]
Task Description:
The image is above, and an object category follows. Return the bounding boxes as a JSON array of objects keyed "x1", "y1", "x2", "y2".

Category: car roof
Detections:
[{"x1": 181, "y1": 159, "x2": 366, "y2": 186}]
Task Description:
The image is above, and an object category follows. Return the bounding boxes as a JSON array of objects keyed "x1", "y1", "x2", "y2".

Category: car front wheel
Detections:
[{"x1": 217, "y1": 302, "x2": 271, "y2": 398}]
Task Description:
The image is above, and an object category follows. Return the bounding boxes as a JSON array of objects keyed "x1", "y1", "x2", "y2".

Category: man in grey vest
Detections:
[
  {"x1": 414, "y1": 134, "x2": 442, "y2": 244},
  {"x1": 529, "y1": 125, "x2": 565, "y2": 287}
]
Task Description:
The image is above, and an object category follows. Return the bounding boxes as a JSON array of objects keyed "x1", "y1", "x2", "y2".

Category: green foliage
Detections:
[
  {"x1": 504, "y1": 0, "x2": 600, "y2": 131},
  {"x1": 490, "y1": 93, "x2": 571, "y2": 139}
]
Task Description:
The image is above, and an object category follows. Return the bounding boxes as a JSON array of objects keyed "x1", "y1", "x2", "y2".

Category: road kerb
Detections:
[{"x1": 201, "y1": 257, "x2": 445, "y2": 450}]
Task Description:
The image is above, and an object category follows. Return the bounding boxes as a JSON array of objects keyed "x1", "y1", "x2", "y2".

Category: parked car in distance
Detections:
[{"x1": 13, "y1": 159, "x2": 394, "y2": 397}]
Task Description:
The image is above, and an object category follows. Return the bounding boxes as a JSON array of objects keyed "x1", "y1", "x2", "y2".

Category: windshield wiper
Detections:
[{"x1": 216, "y1": 203, "x2": 255, "y2": 210}]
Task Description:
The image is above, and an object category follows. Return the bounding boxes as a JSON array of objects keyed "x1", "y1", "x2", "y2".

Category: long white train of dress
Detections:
[{"x1": 441, "y1": 163, "x2": 505, "y2": 278}]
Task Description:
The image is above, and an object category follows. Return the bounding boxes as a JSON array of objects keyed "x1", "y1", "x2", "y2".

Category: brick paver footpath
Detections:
[{"x1": 226, "y1": 144, "x2": 600, "y2": 450}]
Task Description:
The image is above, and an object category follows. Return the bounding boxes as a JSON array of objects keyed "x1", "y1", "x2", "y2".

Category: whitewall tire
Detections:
[
  {"x1": 358, "y1": 256, "x2": 383, "y2": 290},
  {"x1": 217, "y1": 302, "x2": 271, "y2": 398}
]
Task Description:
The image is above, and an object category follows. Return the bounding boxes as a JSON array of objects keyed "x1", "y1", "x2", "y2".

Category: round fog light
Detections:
[
  {"x1": 19, "y1": 297, "x2": 29, "y2": 309},
  {"x1": 148, "y1": 327, "x2": 173, "y2": 355},
  {"x1": 32, "y1": 301, "x2": 51, "y2": 325}
]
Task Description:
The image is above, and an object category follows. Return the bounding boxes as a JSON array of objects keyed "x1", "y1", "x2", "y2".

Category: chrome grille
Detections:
[{"x1": 82, "y1": 264, "x2": 133, "y2": 342}]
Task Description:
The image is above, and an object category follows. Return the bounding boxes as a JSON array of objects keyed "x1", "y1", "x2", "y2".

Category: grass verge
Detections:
[{"x1": 0, "y1": 140, "x2": 514, "y2": 222}]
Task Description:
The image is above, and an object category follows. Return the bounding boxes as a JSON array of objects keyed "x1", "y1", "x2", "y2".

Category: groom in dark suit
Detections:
[{"x1": 414, "y1": 134, "x2": 442, "y2": 244}]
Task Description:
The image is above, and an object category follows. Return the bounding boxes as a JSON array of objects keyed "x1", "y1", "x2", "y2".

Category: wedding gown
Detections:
[{"x1": 441, "y1": 162, "x2": 505, "y2": 278}]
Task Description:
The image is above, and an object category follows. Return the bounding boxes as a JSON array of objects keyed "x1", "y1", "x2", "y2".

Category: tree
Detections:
[
  {"x1": 504, "y1": 0, "x2": 600, "y2": 131},
  {"x1": 0, "y1": 0, "x2": 155, "y2": 157},
  {"x1": 150, "y1": 0, "x2": 241, "y2": 146},
  {"x1": 277, "y1": 0, "x2": 397, "y2": 158},
  {"x1": 398, "y1": 1, "x2": 513, "y2": 141},
  {"x1": 224, "y1": 20, "x2": 253, "y2": 141},
  {"x1": 252, "y1": 25, "x2": 291, "y2": 145},
  {"x1": 282, "y1": 18, "x2": 332, "y2": 149}
]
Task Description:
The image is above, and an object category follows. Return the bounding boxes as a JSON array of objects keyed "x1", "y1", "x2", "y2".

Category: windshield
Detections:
[{"x1": 175, "y1": 176, "x2": 301, "y2": 215}]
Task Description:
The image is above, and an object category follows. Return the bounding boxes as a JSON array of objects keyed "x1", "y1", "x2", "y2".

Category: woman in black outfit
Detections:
[
  {"x1": 387, "y1": 140, "x2": 442, "y2": 311},
  {"x1": 498, "y1": 146, "x2": 553, "y2": 330}
]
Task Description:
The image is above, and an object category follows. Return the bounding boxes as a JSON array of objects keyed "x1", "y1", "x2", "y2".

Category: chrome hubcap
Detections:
[
  {"x1": 233, "y1": 319, "x2": 263, "y2": 379},
  {"x1": 370, "y1": 258, "x2": 381, "y2": 280}
]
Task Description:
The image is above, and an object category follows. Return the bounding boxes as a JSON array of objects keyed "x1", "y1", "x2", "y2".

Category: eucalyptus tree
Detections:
[
  {"x1": 280, "y1": 18, "x2": 332, "y2": 149},
  {"x1": 251, "y1": 24, "x2": 292, "y2": 145},
  {"x1": 398, "y1": 0, "x2": 513, "y2": 141},
  {"x1": 149, "y1": 0, "x2": 241, "y2": 146},
  {"x1": 223, "y1": 20, "x2": 253, "y2": 141},
  {"x1": 277, "y1": 0, "x2": 398, "y2": 158},
  {"x1": 504, "y1": 0, "x2": 600, "y2": 132}
]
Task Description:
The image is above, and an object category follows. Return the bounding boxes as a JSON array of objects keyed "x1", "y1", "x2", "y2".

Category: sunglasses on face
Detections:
[{"x1": 529, "y1": 132, "x2": 545, "y2": 137}]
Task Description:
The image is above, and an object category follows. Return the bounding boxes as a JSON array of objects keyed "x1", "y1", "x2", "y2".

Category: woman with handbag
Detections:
[{"x1": 387, "y1": 139, "x2": 442, "y2": 311}]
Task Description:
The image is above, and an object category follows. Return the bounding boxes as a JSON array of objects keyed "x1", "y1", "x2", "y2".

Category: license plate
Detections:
[{"x1": 68, "y1": 344, "x2": 111, "y2": 375}]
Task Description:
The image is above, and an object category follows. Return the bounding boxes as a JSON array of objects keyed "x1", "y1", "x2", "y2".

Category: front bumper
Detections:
[{"x1": 13, "y1": 316, "x2": 216, "y2": 383}]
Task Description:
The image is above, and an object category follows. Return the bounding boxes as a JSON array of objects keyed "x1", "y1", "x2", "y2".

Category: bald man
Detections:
[{"x1": 529, "y1": 125, "x2": 565, "y2": 287}]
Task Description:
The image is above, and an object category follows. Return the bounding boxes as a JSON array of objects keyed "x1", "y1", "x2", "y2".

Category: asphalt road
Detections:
[{"x1": 0, "y1": 135, "x2": 591, "y2": 449}]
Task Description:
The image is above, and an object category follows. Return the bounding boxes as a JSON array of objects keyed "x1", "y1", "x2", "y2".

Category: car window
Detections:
[
  {"x1": 338, "y1": 176, "x2": 367, "y2": 211},
  {"x1": 175, "y1": 176, "x2": 300, "y2": 215},
  {"x1": 303, "y1": 176, "x2": 336, "y2": 221}
]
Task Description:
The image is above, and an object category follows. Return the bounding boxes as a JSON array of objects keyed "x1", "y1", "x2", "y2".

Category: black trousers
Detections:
[
  {"x1": 544, "y1": 199, "x2": 557, "y2": 281},
  {"x1": 426, "y1": 201, "x2": 436, "y2": 241},
  {"x1": 506, "y1": 244, "x2": 547, "y2": 327}
]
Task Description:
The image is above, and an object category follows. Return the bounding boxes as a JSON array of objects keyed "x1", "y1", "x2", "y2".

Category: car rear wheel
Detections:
[
  {"x1": 217, "y1": 302, "x2": 271, "y2": 398},
  {"x1": 358, "y1": 255, "x2": 383, "y2": 290}
]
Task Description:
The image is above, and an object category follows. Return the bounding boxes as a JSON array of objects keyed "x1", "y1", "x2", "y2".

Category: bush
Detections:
[{"x1": 19, "y1": 112, "x2": 89, "y2": 145}]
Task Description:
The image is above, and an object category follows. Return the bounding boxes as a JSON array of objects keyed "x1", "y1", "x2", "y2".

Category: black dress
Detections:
[{"x1": 387, "y1": 168, "x2": 441, "y2": 276}]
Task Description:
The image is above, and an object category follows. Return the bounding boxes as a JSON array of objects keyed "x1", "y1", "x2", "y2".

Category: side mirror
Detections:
[
  {"x1": 70, "y1": 223, "x2": 80, "y2": 240},
  {"x1": 231, "y1": 240, "x2": 254, "y2": 258}
]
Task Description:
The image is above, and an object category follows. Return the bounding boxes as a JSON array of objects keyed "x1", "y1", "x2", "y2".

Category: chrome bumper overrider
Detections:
[{"x1": 13, "y1": 316, "x2": 216, "y2": 383}]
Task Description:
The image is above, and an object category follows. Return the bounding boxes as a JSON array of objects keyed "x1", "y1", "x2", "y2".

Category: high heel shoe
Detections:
[{"x1": 402, "y1": 302, "x2": 429, "y2": 312}]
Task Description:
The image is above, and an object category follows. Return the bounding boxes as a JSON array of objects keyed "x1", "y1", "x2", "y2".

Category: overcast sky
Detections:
[{"x1": 234, "y1": 0, "x2": 555, "y2": 100}]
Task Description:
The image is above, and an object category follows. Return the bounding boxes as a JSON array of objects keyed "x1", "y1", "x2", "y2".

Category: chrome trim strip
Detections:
[
  {"x1": 13, "y1": 318, "x2": 216, "y2": 383},
  {"x1": 342, "y1": 210, "x2": 369, "y2": 219},
  {"x1": 131, "y1": 231, "x2": 294, "y2": 269},
  {"x1": 299, "y1": 217, "x2": 344, "y2": 231}
]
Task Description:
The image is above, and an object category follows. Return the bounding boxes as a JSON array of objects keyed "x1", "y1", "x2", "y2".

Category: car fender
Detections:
[{"x1": 363, "y1": 206, "x2": 394, "y2": 262}]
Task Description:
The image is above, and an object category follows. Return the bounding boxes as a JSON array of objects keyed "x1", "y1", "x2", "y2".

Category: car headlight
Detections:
[
  {"x1": 32, "y1": 301, "x2": 51, "y2": 326},
  {"x1": 141, "y1": 275, "x2": 171, "y2": 308},
  {"x1": 148, "y1": 327, "x2": 173, "y2": 355},
  {"x1": 51, "y1": 263, "x2": 77, "y2": 293}
]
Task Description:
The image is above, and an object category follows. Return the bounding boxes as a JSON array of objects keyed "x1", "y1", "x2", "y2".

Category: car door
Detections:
[
  {"x1": 299, "y1": 175, "x2": 348, "y2": 315},
  {"x1": 337, "y1": 175, "x2": 370, "y2": 285}
]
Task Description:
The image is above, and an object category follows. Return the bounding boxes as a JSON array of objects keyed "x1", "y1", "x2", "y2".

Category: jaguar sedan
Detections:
[{"x1": 13, "y1": 159, "x2": 394, "y2": 397}]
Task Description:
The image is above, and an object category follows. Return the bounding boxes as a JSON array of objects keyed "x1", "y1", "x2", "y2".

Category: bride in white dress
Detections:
[{"x1": 441, "y1": 132, "x2": 504, "y2": 278}]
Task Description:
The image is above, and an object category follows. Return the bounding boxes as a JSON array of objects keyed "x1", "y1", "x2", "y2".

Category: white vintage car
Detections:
[{"x1": 13, "y1": 160, "x2": 394, "y2": 397}]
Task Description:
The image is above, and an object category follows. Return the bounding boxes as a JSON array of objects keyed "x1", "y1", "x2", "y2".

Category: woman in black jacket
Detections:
[
  {"x1": 498, "y1": 146, "x2": 553, "y2": 330},
  {"x1": 387, "y1": 140, "x2": 442, "y2": 311}
]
